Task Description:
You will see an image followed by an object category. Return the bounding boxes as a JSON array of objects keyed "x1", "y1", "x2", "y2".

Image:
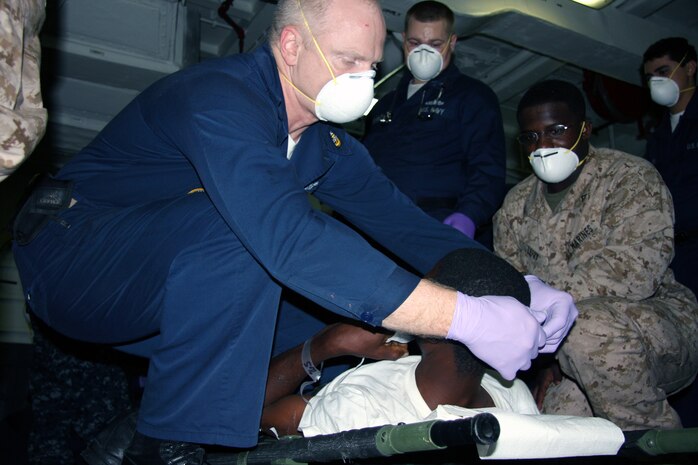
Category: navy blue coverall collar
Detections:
[
  {"x1": 254, "y1": 43, "x2": 289, "y2": 147},
  {"x1": 397, "y1": 59, "x2": 462, "y2": 103}
]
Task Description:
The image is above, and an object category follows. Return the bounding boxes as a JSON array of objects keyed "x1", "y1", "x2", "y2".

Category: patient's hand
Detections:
[{"x1": 313, "y1": 322, "x2": 409, "y2": 362}]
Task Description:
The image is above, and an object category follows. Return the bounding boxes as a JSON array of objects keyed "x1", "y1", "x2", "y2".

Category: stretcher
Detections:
[{"x1": 206, "y1": 413, "x2": 698, "y2": 465}]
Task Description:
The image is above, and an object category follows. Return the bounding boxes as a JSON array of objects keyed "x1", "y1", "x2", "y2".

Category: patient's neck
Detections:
[{"x1": 415, "y1": 342, "x2": 495, "y2": 411}]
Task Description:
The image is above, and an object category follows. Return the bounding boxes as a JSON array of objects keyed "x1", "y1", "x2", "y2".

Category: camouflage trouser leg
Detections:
[
  {"x1": 549, "y1": 296, "x2": 698, "y2": 430},
  {"x1": 542, "y1": 377, "x2": 593, "y2": 417}
]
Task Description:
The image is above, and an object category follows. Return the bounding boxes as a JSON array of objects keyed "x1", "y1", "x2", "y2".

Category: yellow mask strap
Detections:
[
  {"x1": 571, "y1": 121, "x2": 587, "y2": 168},
  {"x1": 668, "y1": 52, "x2": 688, "y2": 79},
  {"x1": 441, "y1": 34, "x2": 453, "y2": 56},
  {"x1": 669, "y1": 53, "x2": 696, "y2": 95},
  {"x1": 296, "y1": 0, "x2": 337, "y2": 84},
  {"x1": 279, "y1": 70, "x2": 318, "y2": 105}
]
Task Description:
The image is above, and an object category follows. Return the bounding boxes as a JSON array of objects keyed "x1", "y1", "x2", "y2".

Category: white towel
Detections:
[
  {"x1": 386, "y1": 331, "x2": 414, "y2": 344},
  {"x1": 428, "y1": 405, "x2": 625, "y2": 460}
]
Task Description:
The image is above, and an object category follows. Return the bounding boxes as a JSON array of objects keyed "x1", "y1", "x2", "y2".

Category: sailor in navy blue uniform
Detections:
[
  {"x1": 11, "y1": 1, "x2": 575, "y2": 458},
  {"x1": 363, "y1": 1, "x2": 505, "y2": 246}
]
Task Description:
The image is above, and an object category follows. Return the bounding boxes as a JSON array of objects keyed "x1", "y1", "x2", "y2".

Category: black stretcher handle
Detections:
[{"x1": 207, "y1": 413, "x2": 500, "y2": 465}]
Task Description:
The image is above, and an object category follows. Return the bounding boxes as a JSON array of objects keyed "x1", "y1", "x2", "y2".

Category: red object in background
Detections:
[
  {"x1": 218, "y1": 0, "x2": 246, "y2": 54},
  {"x1": 582, "y1": 70, "x2": 655, "y2": 139}
]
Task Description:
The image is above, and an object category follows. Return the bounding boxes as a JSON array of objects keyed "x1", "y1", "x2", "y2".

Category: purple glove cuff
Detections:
[
  {"x1": 446, "y1": 291, "x2": 477, "y2": 342},
  {"x1": 443, "y1": 213, "x2": 476, "y2": 238}
]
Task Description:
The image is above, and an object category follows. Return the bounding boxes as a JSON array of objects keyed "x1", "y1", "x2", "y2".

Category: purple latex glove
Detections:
[
  {"x1": 443, "y1": 213, "x2": 476, "y2": 238},
  {"x1": 524, "y1": 275, "x2": 579, "y2": 353},
  {"x1": 447, "y1": 291, "x2": 546, "y2": 380}
]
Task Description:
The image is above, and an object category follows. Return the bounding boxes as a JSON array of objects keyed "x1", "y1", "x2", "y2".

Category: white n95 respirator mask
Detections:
[
  {"x1": 407, "y1": 44, "x2": 444, "y2": 82},
  {"x1": 648, "y1": 77, "x2": 680, "y2": 107},
  {"x1": 529, "y1": 147, "x2": 581, "y2": 184},
  {"x1": 647, "y1": 52, "x2": 696, "y2": 107},
  {"x1": 528, "y1": 122, "x2": 586, "y2": 184},
  {"x1": 314, "y1": 70, "x2": 376, "y2": 123}
]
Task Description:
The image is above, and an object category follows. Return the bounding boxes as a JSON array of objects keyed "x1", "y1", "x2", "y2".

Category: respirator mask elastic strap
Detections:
[
  {"x1": 279, "y1": 70, "x2": 318, "y2": 105},
  {"x1": 296, "y1": 0, "x2": 337, "y2": 84},
  {"x1": 668, "y1": 52, "x2": 688, "y2": 80},
  {"x1": 667, "y1": 52, "x2": 696, "y2": 94},
  {"x1": 571, "y1": 121, "x2": 586, "y2": 168}
]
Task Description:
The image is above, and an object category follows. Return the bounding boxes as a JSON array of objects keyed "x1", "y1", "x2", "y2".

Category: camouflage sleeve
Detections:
[
  {"x1": 493, "y1": 189, "x2": 527, "y2": 273},
  {"x1": 555, "y1": 163, "x2": 675, "y2": 301},
  {"x1": 0, "y1": 0, "x2": 47, "y2": 182}
]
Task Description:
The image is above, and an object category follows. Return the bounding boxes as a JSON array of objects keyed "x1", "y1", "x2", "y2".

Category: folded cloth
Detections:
[
  {"x1": 427, "y1": 405, "x2": 625, "y2": 460},
  {"x1": 386, "y1": 331, "x2": 414, "y2": 344}
]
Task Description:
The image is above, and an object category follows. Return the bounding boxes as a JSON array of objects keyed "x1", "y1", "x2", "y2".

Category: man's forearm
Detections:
[
  {"x1": 381, "y1": 279, "x2": 456, "y2": 336},
  {"x1": 382, "y1": 273, "x2": 577, "y2": 381}
]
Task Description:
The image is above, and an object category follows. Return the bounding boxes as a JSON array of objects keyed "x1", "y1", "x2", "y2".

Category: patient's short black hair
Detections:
[
  {"x1": 426, "y1": 248, "x2": 530, "y2": 305},
  {"x1": 425, "y1": 248, "x2": 530, "y2": 375}
]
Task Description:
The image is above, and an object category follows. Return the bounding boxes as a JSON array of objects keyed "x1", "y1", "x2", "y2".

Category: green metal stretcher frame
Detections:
[{"x1": 206, "y1": 413, "x2": 698, "y2": 465}]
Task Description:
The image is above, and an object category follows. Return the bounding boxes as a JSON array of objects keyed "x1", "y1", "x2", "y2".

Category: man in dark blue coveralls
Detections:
[
  {"x1": 363, "y1": 1, "x2": 505, "y2": 247},
  {"x1": 11, "y1": 1, "x2": 578, "y2": 464},
  {"x1": 643, "y1": 36, "x2": 698, "y2": 427}
]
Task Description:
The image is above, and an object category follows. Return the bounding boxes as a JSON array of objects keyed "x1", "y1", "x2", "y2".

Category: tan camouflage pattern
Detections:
[
  {"x1": 0, "y1": 0, "x2": 47, "y2": 182},
  {"x1": 494, "y1": 146, "x2": 698, "y2": 430},
  {"x1": 541, "y1": 377, "x2": 593, "y2": 418}
]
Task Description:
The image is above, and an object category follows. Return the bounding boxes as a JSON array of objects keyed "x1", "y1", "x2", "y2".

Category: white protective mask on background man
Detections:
[
  {"x1": 649, "y1": 77, "x2": 681, "y2": 107},
  {"x1": 648, "y1": 53, "x2": 695, "y2": 107},
  {"x1": 407, "y1": 43, "x2": 445, "y2": 81},
  {"x1": 528, "y1": 122, "x2": 586, "y2": 184}
]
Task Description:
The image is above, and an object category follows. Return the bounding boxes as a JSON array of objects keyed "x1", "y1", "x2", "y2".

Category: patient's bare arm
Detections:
[{"x1": 261, "y1": 322, "x2": 408, "y2": 436}]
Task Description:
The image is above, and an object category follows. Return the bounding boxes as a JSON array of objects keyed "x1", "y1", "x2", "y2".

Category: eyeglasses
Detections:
[{"x1": 516, "y1": 124, "x2": 569, "y2": 145}]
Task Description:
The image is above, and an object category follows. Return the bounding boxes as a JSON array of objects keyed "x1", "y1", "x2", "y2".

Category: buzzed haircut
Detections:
[
  {"x1": 425, "y1": 248, "x2": 530, "y2": 375},
  {"x1": 517, "y1": 79, "x2": 586, "y2": 123},
  {"x1": 405, "y1": 1, "x2": 455, "y2": 34},
  {"x1": 269, "y1": 0, "x2": 328, "y2": 44},
  {"x1": 643, "y1": 37, "x2": 697, "y2": 67},
  {"x1": 643, "y1": 37, "x2": 697, "y2": 84},
  {"x1": 269, "y1": 0, "x2": 380, "y2": 44}
]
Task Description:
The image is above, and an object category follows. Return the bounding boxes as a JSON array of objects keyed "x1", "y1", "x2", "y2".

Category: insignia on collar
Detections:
[{"x1": 329, "y1": 131, "x2": 341, "y2": 148}]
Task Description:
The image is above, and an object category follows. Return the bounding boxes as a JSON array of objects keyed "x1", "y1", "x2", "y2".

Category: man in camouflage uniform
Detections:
[
  {"x1": 0, "y1": 0, "x2": 47, "y2": 182},
  {"x1": 494, "y1": 79, "x2": 698, "y2": 430},
  {"x1": 1, "y1": 1, "x2": 46, "y2": 463}
]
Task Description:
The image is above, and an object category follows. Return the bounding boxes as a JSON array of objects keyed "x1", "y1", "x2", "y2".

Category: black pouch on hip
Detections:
[{"x1": 12, "y1": 176, "x2": 74, "y2": 246}]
